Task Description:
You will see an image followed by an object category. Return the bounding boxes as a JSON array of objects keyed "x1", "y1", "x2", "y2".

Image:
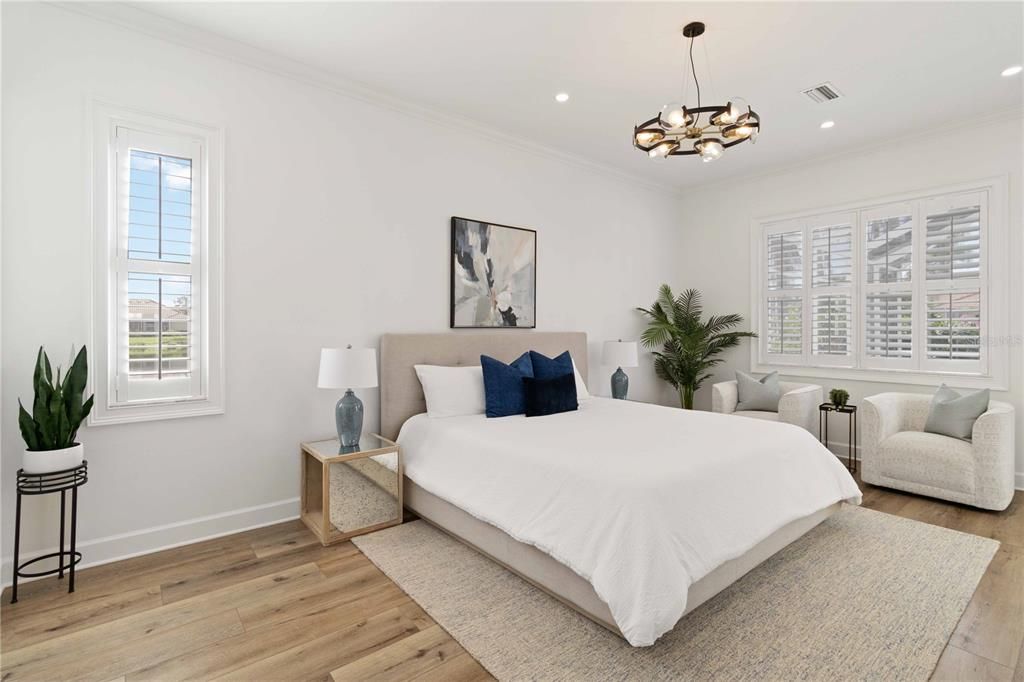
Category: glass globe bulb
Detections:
[
  {"x1": 712, "y1": 97, "x2": 749, "y2": 126},
  {"x1": 695, "y1": 138, "x2": 724, "y2": 163},
  {"x1": 722, "y1": 122, "x2": 754, "y2": 140},
  {"x1": 660, "y1": 102, "x2": 691, "y2": 130},
  {"x1": 635, "y1": 129, "x2": 665, "y2": 146},
  {"x1": 649, "y1": 140, "x2": 678, "y2": 159}
]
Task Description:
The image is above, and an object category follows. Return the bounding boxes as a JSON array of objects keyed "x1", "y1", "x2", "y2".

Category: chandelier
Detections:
[{"x1": 633, "y1": 22, "x2": 760, "y2": 163}]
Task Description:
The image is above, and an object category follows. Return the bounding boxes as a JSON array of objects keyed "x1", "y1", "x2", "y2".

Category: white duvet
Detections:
[{"x1": 397, "y1": 398, "x2": 861, "y2": 646}]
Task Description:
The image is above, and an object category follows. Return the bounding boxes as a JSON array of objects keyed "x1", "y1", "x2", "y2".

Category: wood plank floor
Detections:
[{"x1": 2, "y1": 473, "x2": 1021, "y2": 681}]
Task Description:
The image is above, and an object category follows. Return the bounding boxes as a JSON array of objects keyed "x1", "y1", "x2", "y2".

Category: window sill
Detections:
[
  {"x1": 88, "y1": 398, "x2": 225, "y2": 426},
  {"x1": 750, "y1": 361, "x2": 1007, "y2": 391}
]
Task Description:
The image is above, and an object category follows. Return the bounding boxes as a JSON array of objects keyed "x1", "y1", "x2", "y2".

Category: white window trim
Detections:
[
  {"x1": 90, "y1": 101, "x2": 225, "y2": 424},
  {"x1": 749, "y1": 176, "x2": 1008, "y2": 390}
]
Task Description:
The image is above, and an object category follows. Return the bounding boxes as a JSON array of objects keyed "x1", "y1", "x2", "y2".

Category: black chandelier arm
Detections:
[{"x1": 720, "y1": 137, "x2": 751, "y2": 150}]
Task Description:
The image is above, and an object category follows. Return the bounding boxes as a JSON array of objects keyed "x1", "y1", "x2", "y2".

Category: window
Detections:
[
  {"x1": 751, "y1": 179, "x2": 1006, "y2": 388},
  {"x1": 809, "y1": 215, "x2": 854, "y2": 363},
  {"x1": 763, "y1": 228, "x2": 803, "y2": 358},
  {"x1": 91, "y1": 104, "x2": 223, "y2": 423}
]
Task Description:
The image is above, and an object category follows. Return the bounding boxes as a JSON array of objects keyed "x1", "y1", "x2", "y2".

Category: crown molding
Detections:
[
  {"x1": 50, "y1": 1, "x2": 683, "y2": 198},
  {"x1": 682, "y1": 105, "x2": 1024, "y2": 194}
]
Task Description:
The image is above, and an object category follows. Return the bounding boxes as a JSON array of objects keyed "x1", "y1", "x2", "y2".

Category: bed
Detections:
[{"x1": 380, "y1": 331, "x2": 861, "y2": 646}]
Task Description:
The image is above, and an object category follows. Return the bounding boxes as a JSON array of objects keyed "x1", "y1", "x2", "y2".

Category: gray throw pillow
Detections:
[
  {"x1": 735, "y1": 370, "x2": 781, "y2": 412},
  {"x1": 923, "y1": 384, "x2": 990, "y2": 441}
]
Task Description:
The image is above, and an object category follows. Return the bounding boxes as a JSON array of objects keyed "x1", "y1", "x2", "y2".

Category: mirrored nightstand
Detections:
[{"x1": 300, "y1": 434, "x2": 402, "y2": 545}]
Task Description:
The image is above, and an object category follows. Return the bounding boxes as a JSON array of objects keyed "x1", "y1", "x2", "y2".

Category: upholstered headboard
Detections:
[{"x1": 379, "y1": 332, "x2": 588, "y2": 440}]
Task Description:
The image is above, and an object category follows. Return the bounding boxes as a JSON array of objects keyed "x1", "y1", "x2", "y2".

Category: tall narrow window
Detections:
[
  {"x1": 810, "y1": 217, "x2": 854, "y2": 362},
  {"x1": 92, "y1": 105, "x2": 223, "y2": 424},
  {"x1": 115, "y1": 129, "x2": 202, "y2": 404},
  {"x1": 862, "y1": 203, "x2": 914, "y2": 368},
  {"x1": 763, "y1": 226, "x2": 804, "y2": 360},
  {"x1": 923, "y1": 192, "x2": 985, "y2": 372}
]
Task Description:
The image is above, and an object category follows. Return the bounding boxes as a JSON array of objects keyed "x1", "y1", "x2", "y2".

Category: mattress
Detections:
[{"x1": 397, "y1": 398, "x2": 861, "y2": 646}]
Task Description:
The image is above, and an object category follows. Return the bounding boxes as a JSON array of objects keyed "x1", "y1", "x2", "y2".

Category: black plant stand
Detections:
[
  {"x1": 819, "y1": 404, "x2": 857, "y2": 473},
  {"x1": 11, "y1": 461, "x2": 88, "y2": 604}
]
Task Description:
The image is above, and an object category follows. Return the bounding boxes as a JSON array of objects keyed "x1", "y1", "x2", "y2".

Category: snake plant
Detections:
[{"x1": 18, "y1": 346, "x2": 94, "y2": 451}]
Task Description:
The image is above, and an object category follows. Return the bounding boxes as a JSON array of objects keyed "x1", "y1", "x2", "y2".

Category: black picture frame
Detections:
[{"x1": 450, "y1": 216, "x2": 537, "y2": 329}]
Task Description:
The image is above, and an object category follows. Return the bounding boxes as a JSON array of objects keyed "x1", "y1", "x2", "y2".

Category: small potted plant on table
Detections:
[
  {"x1": 18, "y1": 347, "x2": 94, "y2": 474},
  {"x1": 829, "y1": 388, "x2": 850, "y2": 408}
]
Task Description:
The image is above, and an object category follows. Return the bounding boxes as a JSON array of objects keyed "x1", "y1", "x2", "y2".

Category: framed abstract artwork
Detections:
[{"x1": 450, "y1": 217, "x2": 536, "y2": 328}]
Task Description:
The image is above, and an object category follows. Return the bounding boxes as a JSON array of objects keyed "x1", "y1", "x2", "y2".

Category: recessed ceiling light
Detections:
[
  {"x1": 555, "y1": 92, "x2": 570, "y2": 103},
  {"x1": 820, "y1": 120, "x2": 835, "y2": 129},
  {"x1": 1002, "y1": 65, "x2": 1023, "y2": 77}
]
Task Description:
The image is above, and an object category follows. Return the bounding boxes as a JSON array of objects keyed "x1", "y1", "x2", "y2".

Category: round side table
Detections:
[{"x1": 11, "y1": 461, "x2": 88, "y2": 604}]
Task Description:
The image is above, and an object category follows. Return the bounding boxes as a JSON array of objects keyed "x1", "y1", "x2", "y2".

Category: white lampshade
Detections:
[
  {"x1": 317, "y1": 347, "x2": 378, "y2": 389},
  {"x1": 602, "y1": 340, "x2": 638, "y2": 368}
]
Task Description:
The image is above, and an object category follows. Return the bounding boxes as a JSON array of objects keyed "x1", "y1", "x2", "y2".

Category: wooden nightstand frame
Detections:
[{"x1": 299, "y1": 434, "x2": 403, "y2": 545}]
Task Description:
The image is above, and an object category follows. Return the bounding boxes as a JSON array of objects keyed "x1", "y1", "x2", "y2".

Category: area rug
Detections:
[{"x1": 352, "y1": 505, "x2": 997, "y2": 681}]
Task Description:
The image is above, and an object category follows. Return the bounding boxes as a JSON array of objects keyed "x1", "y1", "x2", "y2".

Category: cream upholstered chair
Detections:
[
  {"x1": 862, "y1": 393, "x2": 1015, "y2": 511},
  {"x1": 711, "y1": 380, "x2": 823, "y2": 435}
]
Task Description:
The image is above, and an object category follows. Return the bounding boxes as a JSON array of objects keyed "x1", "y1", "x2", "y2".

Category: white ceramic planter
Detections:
[{"x1": 23, "y1": 443, "x2": 84, "y2": 474}]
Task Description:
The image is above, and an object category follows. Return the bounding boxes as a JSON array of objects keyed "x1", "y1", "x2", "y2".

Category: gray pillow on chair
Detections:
[
  {"x1": 735, "y1": 370, "x2": 781, "y2": 412},
  {"x1": 923, "y1": 384, "x2": 990, "y2": 441}
]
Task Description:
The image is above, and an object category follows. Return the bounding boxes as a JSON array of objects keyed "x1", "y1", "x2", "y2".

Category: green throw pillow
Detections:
[
  {"x1": 923, "y1": 384, "x2": 990, "y2": 441},
  {"x1": 735, "y1": 370, "x2": 780, "y2": 412}
]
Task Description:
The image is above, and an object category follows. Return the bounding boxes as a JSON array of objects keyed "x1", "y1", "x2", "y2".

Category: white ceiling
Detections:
[{"x1": 129, "y1": 2, "x2": 1023, "y2": 189}]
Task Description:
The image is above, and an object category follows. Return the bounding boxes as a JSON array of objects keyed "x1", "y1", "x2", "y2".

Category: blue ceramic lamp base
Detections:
[
  {"x1": 611, "y1": 367, "x2": 629, "y2": 400},
  {"x1": 335, "y1": 389, "x2": 364, "y2": 449}
]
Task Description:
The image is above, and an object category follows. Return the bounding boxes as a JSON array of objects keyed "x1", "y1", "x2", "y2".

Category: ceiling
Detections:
[{"x1": 128, "y1": 2, "x2": 1023, "y2": 189}]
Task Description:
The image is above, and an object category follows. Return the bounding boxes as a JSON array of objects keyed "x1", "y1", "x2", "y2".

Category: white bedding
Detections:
[{"x1": 397, "y1": 398, "x2": 862, "y2": 646}]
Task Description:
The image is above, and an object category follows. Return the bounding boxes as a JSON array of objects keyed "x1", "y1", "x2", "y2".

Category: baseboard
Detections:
[
  {"x1": 827, "y1": 441, "x2": 1024, "y2": 492},
  {"x1": 2, "y1": 497, "x2": 300, "y2": 587},
  {"x1": 825, "y1": 441, "x2": 860, "y2": 459}
]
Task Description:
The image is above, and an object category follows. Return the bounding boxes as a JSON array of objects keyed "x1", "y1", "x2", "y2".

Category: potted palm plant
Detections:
[
  {"x1": 18, "y1": 347, "x2": 94, "y2": 474},
  {"x1": 637, "y1": 286, "x2": 756, "y2": 409}
]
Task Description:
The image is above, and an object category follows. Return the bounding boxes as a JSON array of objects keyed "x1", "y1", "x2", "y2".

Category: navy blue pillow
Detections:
[
  {"x1": 523, "y1": 373, "x2": 578, "y2": 417},
  {"x1": 529, "y1": 350, "x2": 574, "y2": 380},
  {"x1": 481, "y1": 353, "x2": 534, "y2": 417}
]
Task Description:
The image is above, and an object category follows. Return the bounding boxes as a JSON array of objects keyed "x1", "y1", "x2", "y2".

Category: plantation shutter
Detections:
[
  {"x1": 766, "y1": 296, "x2": 803, "y2": 355},
  {"x1": 861, "y1": 203, "x2": 914, "y2": 368},
  {"x1": 812, "y1": 294, "x2": 852, "y2": 356},
  {"x1": 809, "y1": 216, "x2": 855, "y2": 363},
  {"x1": 762, "y1": 224, "x2": 804, "y2": 361},
  {"x1": 925, "y1": 205, "x2": 980, "y2": 281},
  {"x1": 766, "y1": 230, "x2": 803, "y2": 290},
  {"x1": 115, "y1": 127, "x2": 203, "y2": 404},
  {"x1": 926, "y1": 292, "x2": 981, "y2": 360},
  {"x1": 922, "y1": 191, "x2": 985, "y2": 373},
  {"x1": 864, "y1": 292, "x2": 913, "y2": 358}
]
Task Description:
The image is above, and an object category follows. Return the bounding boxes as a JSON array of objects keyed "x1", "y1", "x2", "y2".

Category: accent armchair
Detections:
[
  {"x1": 862, "y1": 393, "x2": 1015, "y2": 511},
  {"x1": 711, "y1": 380, "x2": 823, "y2": 435}
]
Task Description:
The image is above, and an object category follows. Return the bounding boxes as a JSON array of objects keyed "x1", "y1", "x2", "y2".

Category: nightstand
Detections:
[
  {"x1": 819, "y1": 403, "x2": 857, "y2": 473},
  {"x1": 300, "y1": 434, "x2": 402, "y2": 545}
]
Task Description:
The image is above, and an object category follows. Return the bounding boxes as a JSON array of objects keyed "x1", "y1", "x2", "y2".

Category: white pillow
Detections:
[
  {"x1": 414, "y1": 364, "x2": 485, "y2": 418},
  {"x1": 571, "y1": 359, "x2": 591, "y2": 400}
]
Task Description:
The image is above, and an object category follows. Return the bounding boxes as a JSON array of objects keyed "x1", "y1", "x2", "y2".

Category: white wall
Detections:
[
  {"x1": 0, "y1": 4, "x2": 684, "y2": 579},
  {"x1": 677, "y1": 117, "x2": 1024, "y2": 484}
]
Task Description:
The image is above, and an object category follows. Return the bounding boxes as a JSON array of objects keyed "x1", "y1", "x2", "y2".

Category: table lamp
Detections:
[
  {"x1": 602, "y1": 340, "x2": 638, "y2": 400},
  {"x1": 318, "y1": 346, "x2": 378, "y2": 448}
]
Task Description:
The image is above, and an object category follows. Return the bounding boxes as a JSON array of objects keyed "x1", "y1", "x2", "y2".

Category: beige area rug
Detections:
[{"x1": 352, "y1": 505, "x2": 997, "y2": 681}]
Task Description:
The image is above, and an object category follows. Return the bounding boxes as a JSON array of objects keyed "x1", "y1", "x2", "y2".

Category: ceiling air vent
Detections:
[{"x1": 802, "y1": 82, "x2": 843, "y2": 104}]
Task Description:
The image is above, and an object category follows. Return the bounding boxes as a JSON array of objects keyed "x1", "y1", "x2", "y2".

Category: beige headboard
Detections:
[{"x1": 379, "y1": 332, "x2": 588, "y2": 440}]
